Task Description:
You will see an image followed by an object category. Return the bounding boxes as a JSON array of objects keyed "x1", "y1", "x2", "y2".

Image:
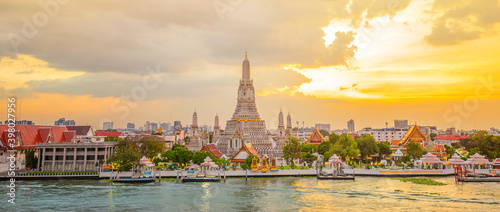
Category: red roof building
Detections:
[
  {"x1": 304, "y1": 128, "x2": 327, "y2": 146},
  {"x1": 434, "y1": 134, "x2": 467, "y2": 146},
  {"x1": 201, "y1": 143, "x2": 222, "y2": 158},
  {"x1": 95, "y1": 131, "x2": 123, "y2": 137},
  {"x1": 0, "y1": 125, "x2": 70, "y2": 150}
]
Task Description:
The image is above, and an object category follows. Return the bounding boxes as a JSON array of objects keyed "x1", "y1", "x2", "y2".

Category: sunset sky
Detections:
[{"x1": 1, "y1": 0, "x2": 499, "y2": 130}]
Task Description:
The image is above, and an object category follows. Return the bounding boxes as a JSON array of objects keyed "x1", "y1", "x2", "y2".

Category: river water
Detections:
[{"x1": 2, "y1": 177, "x2": 499, "y2": 211}]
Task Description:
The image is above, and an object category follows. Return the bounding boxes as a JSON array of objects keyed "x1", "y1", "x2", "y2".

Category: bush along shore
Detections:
[{"x1": 391, "y1": 178, "x2": 446, "y2": 185}]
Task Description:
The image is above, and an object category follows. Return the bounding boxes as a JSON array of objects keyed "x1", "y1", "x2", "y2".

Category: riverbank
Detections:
[{"x1": 1, "y1": 169, "x2": 490, "y2": 181}]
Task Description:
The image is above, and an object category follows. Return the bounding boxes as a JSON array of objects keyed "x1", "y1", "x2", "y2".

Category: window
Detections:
[
  {"x1": 87, "y1": 155, "x2": 95, "y2": 160},
  {"x1": 66, "y1": 155, "x2": 74, "y2": 160},
  {"x1": 45, "y1": 156, "x2": 53, "y2": 160},
  {"x1": 55, "y1": 156, "x2": 64, "y2": 160},
  {"x1": 76, "y1": 156, "x2": 84, "y2": 160}
]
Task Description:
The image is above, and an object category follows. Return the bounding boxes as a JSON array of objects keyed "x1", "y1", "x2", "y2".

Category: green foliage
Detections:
[
  {"x1": 430, "y1": 133, "x2": 437, "y2": 141},
  {"x1": 301, "y1": 144, "x2": 318, "y2": 153},
  {"x1": 318, "y1": 141, "x2": 331, "y2": 155},
  {"x1": 378, "y1": 142, "x2": 392, "y2": 159},
  {"x1": 152, "y1": 157, "x2": 161, "y2": 165},
  {"x1": 319, "y1": 129, "x2": 330, "y2": 137},
  {"x1": 107, "y1": 143, "x2": 141, "y2": 172},
  {"x1": 105, "y1": 137, "x2": 122, "y2": 142},
  {"x1": 356, "y1": 135, "x2": 379, "y2": 161},
  {"x1": 192, "y1": 151, "x2": 215, "y2": 165},
  {"x1": 300, "y1": 152, "x2": 317, "y2": 166},
  {"x1": 330, "y1": 134, "x2": 360, "y2": 160},
  {"x1": 460, "y1": 131, "x2": 500, "y2": 159},
  {"x1": 392, "y1": 178, "x2": 446, "y2": 186},
  {"x1": 105, "y1": 129, "x2": 118, "y2": 132},
  {"x1": 328, "y1": 133, "x2": 340, "y2": 145},
  {"x1": 283, "y1": 137, "x2": 301, "y2": 164},
  {"x1": 168, "y1": 147, "x2": 194, "y2": 166},
  {"x1": 25, "y1": 149, "x2": 37, "y2": 169},
  {"x1": 406, "y1": 141, "x2": 424, "y2": 160},
  {"x1": 171, "y1": 143, "x2": 185, "y2": 150},
  {"x1": 241, "y1": 164, "x2": 249, "y2": 170},
  {"x1": 215, "y1": 158, "x2": 230, "y2": 167}
]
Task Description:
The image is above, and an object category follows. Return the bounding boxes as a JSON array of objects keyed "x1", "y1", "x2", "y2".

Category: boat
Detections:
[
  {"x1": 181, "y1": 157, "x2": 222, "y2": 183},
  {"x1": 317, "y1": 154, "x2": 355, "y2": 181},
  {"x1": 112, "y1": 176, "x2": 155, "y2": 183}
]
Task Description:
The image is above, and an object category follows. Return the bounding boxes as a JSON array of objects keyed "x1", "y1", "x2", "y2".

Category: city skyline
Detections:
[{"x1": 1, "y1": 0, "x2": 499, "y2": 131}]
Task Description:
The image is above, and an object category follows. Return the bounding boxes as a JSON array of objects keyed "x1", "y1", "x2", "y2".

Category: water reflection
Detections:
[{"x1": 0, "y1": 177, "x2": 498, "y2": 211}]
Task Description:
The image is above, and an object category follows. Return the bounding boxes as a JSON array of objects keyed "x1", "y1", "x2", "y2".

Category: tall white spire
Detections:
[
  {"x1": 242, "y1": 52, "x2": 250, "y2": 83},
  {"x1": 278, "y1": 110, "x2": 284, "y2": 127}
]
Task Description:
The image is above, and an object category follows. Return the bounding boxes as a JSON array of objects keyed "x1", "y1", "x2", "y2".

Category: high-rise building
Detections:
[
  {"x1": 4, "y1": 120, "x2": 35, "y2": 125},
  {"x1": 174, "y1": 121, "x2": 182, "y2": 131},
  {"x1": 151, "y1": 123, "x2": 158, "y2": 132},
  {"x1": 217, "y1": 53, "x2": 274, "y2": 157},
  {"x1": 347, "y1": 119, "x2": 355, "y2": 133},
  {"x1": 126, "y1": 122, "x2": 135, "y2": 129},
  {"x1": 103, "y1": 122, "x2": 114, "y2": 130},
  {"x1": 54, "y1": 118, "x2": 75, "y2": 126},
  {"x1": 160, "y1": 122, "x2": 170, "y2": 133},
  {"x1": 315, "y1": 124, "x2": 331, "y2": 132},
  {"x1": 394, "y1": 120, "x2": 408, "y2": 129}
]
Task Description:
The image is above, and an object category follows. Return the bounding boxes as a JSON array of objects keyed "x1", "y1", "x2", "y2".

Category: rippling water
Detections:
[{"x1": 2, "y1": 177, "x2": 499, "y2": 211}]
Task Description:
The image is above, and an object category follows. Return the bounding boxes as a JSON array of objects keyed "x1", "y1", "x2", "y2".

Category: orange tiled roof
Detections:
[{"x1": 305, "y1": 128, "x2": 326, "y2": 145}]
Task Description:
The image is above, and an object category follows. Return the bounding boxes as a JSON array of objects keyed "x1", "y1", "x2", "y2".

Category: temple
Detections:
[
  {"x1": 305, "y1": 128, "x2": 326, "y2": 145},
  {"x1": 217, "y1": 53, "x2": 274, "y2": 157},
  {"x1": 230, "y1": 143, "x2": 260, "y2": 166},
  {"x1": 200, "y1": 143, "x2": 222, "y2": 158},
  {"x1": 275, "y1": 110, "x2": 286, "y2": 157},
  {"x1": 399, "y1": 124, "x2": 426, "y2": 147},
  {"x1": 187, "y1": 110, "x2": 202, "y2": 151}
]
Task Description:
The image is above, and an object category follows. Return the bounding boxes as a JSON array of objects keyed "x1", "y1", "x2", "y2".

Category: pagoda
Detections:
[
  {"x1": 216, "y1": 53, "x2": 274, "y2": 157},
  {"x1": 305, "y1": 128, "x2": 327, "y2": 145}
]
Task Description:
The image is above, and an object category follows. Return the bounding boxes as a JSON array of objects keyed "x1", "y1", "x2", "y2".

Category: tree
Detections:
[
  {"x1": 319, "y1": 129, "x2": 330, "y2": 138},
  {"x1": 430, "y1": 133, "x2": 437, "y2": 141},
  {"x1": 328, "y1": 133, "x2": 340, "y2": 145},
  {"x1": 283, "y1": 137, "x2": 301, "y2": 165},
  {"x1": 318, "y1": 141, "x2": 331, "y2": 155},
  {"x1": 460, "y1": 131, "x2": 500, "y2": 159},
  {"x1": 171, "y1": 143, "x2": 185, "y2": 150},
  {"x1": 377, "y1": 142, "x2": 392, "y2": 159},
  {"x1": 107, "y1": 143, "x2": 141, "y2": 171},
  {"x1": 356, "y1": 135, "x2": 379, "y2": 162},
  {"x1": 172, "y1": 147, "x2": 194, "y2": 166},
  {"x1": 119, "y1": 135, "x2": 165, "y2": 158},
  {"x1": 300, "y1": 152, "x2": 317, "y2": 166},
  {"x1": 25, "y1": 149, "x2": 37, "y2": 169},
  {"x1": 301, "y1": 144, "x2": 318, "y2": 153},
  {"x1": 406, "y1": 141, "x2": 424, "y2": 160},
  {"x1": 330, "y1": 134, "x2": 360, "y2": 160},
  {"x1": 192, "y1": 151, "x2": 215, "y2": 165}
]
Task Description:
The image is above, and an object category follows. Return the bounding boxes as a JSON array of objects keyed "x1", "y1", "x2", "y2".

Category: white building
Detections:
[
  {"x1": 360, "y1": 128, "x2": 408, "y2": 142},
  {"x1": 103, "y1": 122, "x2": 114, "y2": 130}
]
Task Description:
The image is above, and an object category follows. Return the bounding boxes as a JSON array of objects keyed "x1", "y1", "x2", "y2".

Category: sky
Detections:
[{"x1": 1, "y1": 0, "x2": 499, "y2": 131}]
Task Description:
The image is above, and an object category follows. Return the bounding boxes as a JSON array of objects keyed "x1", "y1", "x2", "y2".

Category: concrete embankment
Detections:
[
  {"x1": 1, "y1": 169, "x2": 490, "y2": 180},
  {"x1": 100, "y1": 169, "x2": 490, "y2": 179}
]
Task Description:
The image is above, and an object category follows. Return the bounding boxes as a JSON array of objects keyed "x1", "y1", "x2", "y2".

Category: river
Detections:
[{"x1": 2, "y1": 177, "x2": 499, "y2": 211}]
